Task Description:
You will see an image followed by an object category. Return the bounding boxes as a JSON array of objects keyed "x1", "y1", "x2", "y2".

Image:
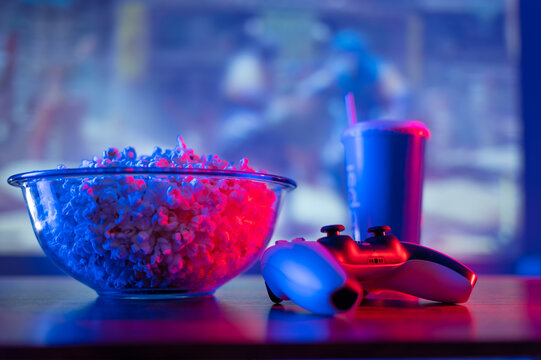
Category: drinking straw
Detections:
[{"x1": 345, "y1": 92, "x2": 358, "y2": 126}]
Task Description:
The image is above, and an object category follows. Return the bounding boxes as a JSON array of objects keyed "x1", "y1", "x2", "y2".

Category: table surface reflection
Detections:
[{"x1": 1, "y1": 275, "x2": 541, "y2": 359}]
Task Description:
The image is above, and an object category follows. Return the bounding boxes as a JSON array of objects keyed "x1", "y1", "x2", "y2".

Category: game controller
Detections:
[{"x1": 261, "y1": 224, "x2": 477, "y2": 315}]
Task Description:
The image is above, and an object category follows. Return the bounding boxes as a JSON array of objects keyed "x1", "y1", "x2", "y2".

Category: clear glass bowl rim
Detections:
[{"x1": 7, "y1": 167, "x2": 297, "y2": 190}]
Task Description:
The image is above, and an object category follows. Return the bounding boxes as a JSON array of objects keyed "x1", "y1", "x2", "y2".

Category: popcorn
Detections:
[{"x1": 36, "y1": 136, "x2": 277, "y2": 291}]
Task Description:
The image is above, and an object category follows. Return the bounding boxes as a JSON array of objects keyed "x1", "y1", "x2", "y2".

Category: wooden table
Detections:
[{"x1": 0, "y1": 275, "x2": 540, "y2": 359}]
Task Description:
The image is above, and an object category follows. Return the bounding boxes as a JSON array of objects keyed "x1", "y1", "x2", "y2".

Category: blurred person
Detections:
[
  {"x1": 296, "y1": 29, "x2": 410, "y2": 121},
  {"x1": 217, "y1": 37, "x2": 293, "y2": 174},
  {"x1": 219, "y1": 39, "x2": 329, "y2": 179},
  {"x1": 219, "y1": 43, "x2": 272, "y2": 144}
]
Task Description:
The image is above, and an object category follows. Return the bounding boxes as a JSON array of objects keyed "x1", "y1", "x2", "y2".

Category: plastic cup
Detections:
[{"x1": 341, "y1": 120, "x2": 430, "y2": 244}]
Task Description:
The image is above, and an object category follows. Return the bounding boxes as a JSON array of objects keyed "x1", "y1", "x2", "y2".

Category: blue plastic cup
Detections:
[{"x1": 341, "y1": 120, "x2": 430, "y2": 244}]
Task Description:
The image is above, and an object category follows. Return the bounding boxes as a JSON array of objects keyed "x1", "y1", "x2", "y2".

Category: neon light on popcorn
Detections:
[{"x1": 9, "y1": 136, "x2": 296, "y2": 297}]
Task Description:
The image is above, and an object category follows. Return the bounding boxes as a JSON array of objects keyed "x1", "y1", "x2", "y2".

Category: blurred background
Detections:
[{"x1": 0, "y1": 0, "x2": 536, "y2": 274}]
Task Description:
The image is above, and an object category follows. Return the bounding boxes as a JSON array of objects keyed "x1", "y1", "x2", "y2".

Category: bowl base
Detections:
[{"x1": 98, "y1": 288, "x2": 216, "y2": 300}]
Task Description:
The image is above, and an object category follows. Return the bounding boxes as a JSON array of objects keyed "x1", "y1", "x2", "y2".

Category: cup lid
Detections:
[{"x1": 342, "y1": 120, "x2": 430, "y2": 139}]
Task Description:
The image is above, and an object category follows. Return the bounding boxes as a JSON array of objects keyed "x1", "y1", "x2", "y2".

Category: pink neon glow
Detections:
[
  {"x1": 343, "y1": 120, "x2": 431, "y2": 138},
  {"x1": 52, "y1": 137, "x2": 282, "y2": 291},
  {"x1": 90, "y1": 173, "x2": 278, "y2": 287}
]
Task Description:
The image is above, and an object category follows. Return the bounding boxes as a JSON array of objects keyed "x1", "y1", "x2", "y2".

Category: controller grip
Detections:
[
  {"x1": 363, "y1": 243, "x2": 477, "y2": 303},
  {"x1": 261, "y1": 241, "x2": 363, "y2": 315}
]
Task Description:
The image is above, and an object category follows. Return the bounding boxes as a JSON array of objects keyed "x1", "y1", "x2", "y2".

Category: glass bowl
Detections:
[{"x1": 8, "y1": 168, "x2": 296, "y2": 299}]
